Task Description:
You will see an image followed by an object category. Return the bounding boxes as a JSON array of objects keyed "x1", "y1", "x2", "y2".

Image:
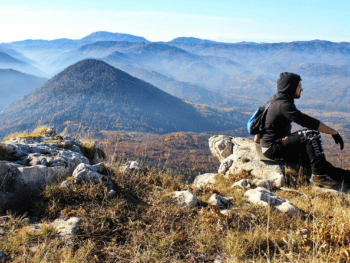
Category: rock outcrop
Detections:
[
  {"x1": 0, "y1": 130, "x2": 107, "y2": 211},
  {"x1": 187, "y1": 135, "x2": 304, "y2": 216},
  {"x1": 209, "y1": 135, "x2": 286, "y2": 188}
]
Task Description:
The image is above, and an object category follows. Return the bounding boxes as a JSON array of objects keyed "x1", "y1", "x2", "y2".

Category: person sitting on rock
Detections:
[{"x1": 259, "y1": 72, "x2": 347, "y2": 190}]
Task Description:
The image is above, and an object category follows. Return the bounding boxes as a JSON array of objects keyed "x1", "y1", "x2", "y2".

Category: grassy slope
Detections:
[{"x1": 1, "y1": 128, "x2": 350, "y2": 262}]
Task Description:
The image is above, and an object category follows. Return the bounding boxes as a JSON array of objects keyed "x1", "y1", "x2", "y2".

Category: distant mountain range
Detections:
[
  {"x1": 0, "y1": 31, "x2": 350, "y2": 135},
  {"x1": 0, "y1": 60, "x2": 247, "y2": 138},
  {"x1": 2, "y1": 31, "x2": 149, "y2": 50},
  {"x1": 0, "y1": 69, "x2": 47, "y2": 111}
]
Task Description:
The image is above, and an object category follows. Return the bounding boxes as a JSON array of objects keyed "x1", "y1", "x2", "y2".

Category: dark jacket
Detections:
[{"x1": 260, "y1": 73, "x2": 320, "y2": 148}]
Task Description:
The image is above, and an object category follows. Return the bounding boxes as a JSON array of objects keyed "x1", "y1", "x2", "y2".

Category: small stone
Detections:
[
  {"x1": 252, "y1": 179, "x2": 273, "y2": 190},
  {"x1": 59, "y1": 180, "x2": 71, "y2": 190},
  {"x1": 119, "y1": 161, "x2": 143, "y2": 173},
  {"x1": 298, "y1": 229, "x2": 309, "y2": 236},
  {"x1": 232, "y1": 179, "x2": 251, "y2": 188},
  {"x1": 220, "y1": 209, "x2": 231, "y2": 216},
  {"x1": 193, "y1": 173, "x2": 218, "y2": 188},
  {"x1": 276, "y1": 202, "x2": 302, "y2": 217},
  {"x1": 44, "y1": 127, "x2": 57, "y2": 137},
  {"x1": 208, "y1": 194, "x2": 229, "y2": 209},
  {"x1": 51, "y1": 217, "x2": 81, "y2": 241},
  {"x1": 244, "y1": 187, "x2": 301, "y2": 216},
  {"x1": 173, "y1": 190, "x2": 198, "y2": 207},
  {"x1": 0, "y1": 251, "x2": 4, "y2": 262}
]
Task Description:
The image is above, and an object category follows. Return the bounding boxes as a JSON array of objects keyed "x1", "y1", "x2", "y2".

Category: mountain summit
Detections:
[{"x1": 0, "y1": 59, "x2": 237, "y2": 137}]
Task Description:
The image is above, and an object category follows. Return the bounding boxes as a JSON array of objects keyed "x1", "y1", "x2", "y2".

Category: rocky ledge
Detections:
[
  {"x1": 0, "y1": 128, "x2": 111, "y2": 242},
  {"x1": 173, "y1": 135, "x2": 312, "y2": 216}
]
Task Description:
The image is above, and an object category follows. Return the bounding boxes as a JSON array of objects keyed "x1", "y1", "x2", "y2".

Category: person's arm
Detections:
[
  {"x1": 318, "y1": 122, "x2": 338, "y2": 135},
  {"x1": 318, "y1": 122, "x2": 344, "y2": 150}
]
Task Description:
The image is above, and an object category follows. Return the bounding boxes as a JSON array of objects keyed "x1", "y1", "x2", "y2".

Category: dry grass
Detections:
[
  {"x1": 77, "y1": 139, "x2": 106, "y2": 164},
  {"x1": 0, "y1": 144, "x2": 11, "y2": 160},
  {"x1": 2, "y1": 125, "x2": 51, "y2": 142},
  {"x1": 2, "y1": 161, "x2": 350, "y2": 262},
  {"x1": 2, "y1": 131, "x2": 350, "y2": 262}
]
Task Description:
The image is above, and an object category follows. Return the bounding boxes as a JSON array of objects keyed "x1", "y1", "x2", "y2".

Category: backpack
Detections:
[{"x1": 246, "y1": 102, "x2": 270, "y2": 135}]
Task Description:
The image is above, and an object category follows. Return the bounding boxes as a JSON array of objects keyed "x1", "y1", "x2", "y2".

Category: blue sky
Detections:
[{"x1": 1, "y1": 0, "x2": 349, "y2": 43}]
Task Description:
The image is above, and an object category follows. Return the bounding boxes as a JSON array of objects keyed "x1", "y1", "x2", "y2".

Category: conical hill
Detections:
[{"x1": 0, "y1": 59, "x2": 236, "y2": 137}]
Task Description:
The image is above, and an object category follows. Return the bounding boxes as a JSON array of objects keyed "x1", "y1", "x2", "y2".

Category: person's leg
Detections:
[
  {"x1": 264, "y1": 130, "x2": 343, "y2": 189},
  {"x1": 263, "y1": 130, "x2": 308, "y2": 166}
]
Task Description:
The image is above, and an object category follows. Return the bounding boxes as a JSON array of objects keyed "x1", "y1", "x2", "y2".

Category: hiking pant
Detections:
[{"x1": 263, "y1": 130, "x2": 328, "y2": 175}]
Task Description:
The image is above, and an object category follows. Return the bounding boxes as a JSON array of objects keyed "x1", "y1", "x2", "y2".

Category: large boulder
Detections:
[{"x1": 209, "y1": 135, "x2": 285, "y2": 188}]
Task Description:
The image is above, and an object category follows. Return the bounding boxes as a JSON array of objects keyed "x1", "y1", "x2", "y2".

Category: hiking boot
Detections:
[
  {"x1": 326, "y1": 166, "x2": 350, "y2": 186},
  {"x1": 310, "y1": 174, "x2": 343, "y2": 190}
]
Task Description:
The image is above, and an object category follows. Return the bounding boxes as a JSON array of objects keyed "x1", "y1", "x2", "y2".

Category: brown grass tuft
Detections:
[{"x1": 2, "y1": 125, "x2": 50, "y2": 142}]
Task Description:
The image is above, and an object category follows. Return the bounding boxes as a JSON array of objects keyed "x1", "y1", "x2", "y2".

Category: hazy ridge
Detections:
[{"x1": 0, "y1": 32, "x2": 350, "y2": 136}]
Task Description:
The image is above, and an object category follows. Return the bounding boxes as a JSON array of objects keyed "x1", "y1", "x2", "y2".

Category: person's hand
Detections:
[{"x1": 332, "y1": 133, "x2": 344, "y2": 150}]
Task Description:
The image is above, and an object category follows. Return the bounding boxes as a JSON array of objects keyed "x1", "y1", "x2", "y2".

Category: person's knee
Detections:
[
  {"x1": 299, "y1": 129, "x2": 321, "y2": 140},
  {"x1": 301, "y1": 130, "x2": 325, "y2": 156}
]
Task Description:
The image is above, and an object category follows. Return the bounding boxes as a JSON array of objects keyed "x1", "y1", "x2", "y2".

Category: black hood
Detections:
[{"x1": 277, "y1": 72, "x2": 301, "y2": 98}]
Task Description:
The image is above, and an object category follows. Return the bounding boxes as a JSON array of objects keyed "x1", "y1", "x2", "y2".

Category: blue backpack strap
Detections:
[{"x1": 258, "y1": 101, "x2": 271, "y2": 133}]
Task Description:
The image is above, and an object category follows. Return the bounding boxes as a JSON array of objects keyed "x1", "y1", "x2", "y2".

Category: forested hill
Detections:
[{"x1": 0, "y1": 59, "x2": 246, "y2": 138}]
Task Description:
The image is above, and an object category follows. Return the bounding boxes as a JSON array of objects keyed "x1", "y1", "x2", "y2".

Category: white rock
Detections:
[
  {"x1": 218, "y1": 158, "x2": 234, "y2": 175},
  {"x1": 120, "y1": 161, "x2": 143, "y2": 173},
  {"x1": 210, "y1": 136, "x2": 285, "y2": 188},
  {"x1": 220, "y1": 209, "x2": 231, "y2": 216},
  {"x1": 0, "y1": 227, "x2": 4, "y2": 236},
  {"x1": 0, "y1": 135, "x2": 96, "y2": 210},
  {"x1": 244, "y1": 187, "x2": 300, "y2": 216},
  {"x1": 26, "y1": 217, "x2": 81, "y2": 241},
  {"x1": 71, "y1": 163, "x2": 114, "y2": 196},
  {"x1": 252, "y1": 179, "x2": 273, "y2": 190},
  {"x1": 298, "y1": 229, "x2": 309, "y2": 236},
  {"x1": 209, "y1": 135, "x2": 234, "y2": 162},
  {"x1": 276, "y1": 202, "x2": 302, "y2": 216},
  {"x1": 193, "y1": 173, "x2": 218, "y2": 188},
  {"x1": 51, "y1": 217, "x2": 81, "y2": 241},
  {"x1": 245, "y1": 187, "x2": 285, "y2": 206},
  {"x1": 208, "y1": 194, "x2": 229, "y2": 208},
  {"x1": 232, "y1": 179, "x2": 251, "y2": 188},
  {"x1": 44, "y1": 127, "x2": 57, "y2": 137},
  {"x1": 173, "y1": 190, "x2": 198, "y2": 207},
  {"x1": 244, "y1": 187, "x2": 284, "y2": 207},
  {"x1": 59, "y1": 180, "x2": 71, "y2": 190}
]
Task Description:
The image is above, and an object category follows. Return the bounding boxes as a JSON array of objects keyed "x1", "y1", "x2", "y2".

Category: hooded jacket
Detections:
[{"x1": 260, "y1": 72, "x2": 320, "y2": 148}]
